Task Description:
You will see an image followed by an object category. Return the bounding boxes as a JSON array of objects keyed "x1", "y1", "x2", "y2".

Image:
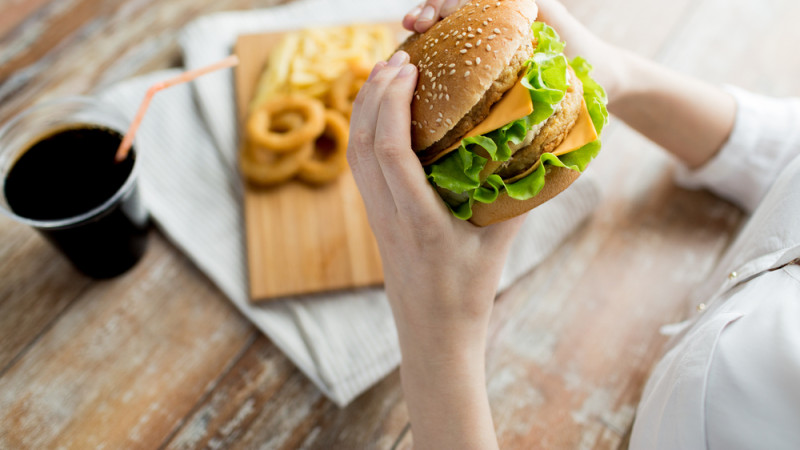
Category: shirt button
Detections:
[
  {"x1": 728, "y1": 271, "x2": 738, "y2": 280},
  {"x1": 697, "y1": 303, "x2": 707, "y2": 312}
]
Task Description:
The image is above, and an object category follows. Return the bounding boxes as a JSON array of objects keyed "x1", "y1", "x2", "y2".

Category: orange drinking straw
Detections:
[{"x1": 114, "y1": 55, "x2": 240, "y2": 162}]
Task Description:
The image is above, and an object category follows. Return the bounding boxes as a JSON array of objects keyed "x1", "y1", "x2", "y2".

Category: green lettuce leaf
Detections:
[
  {"x1": 425, "y1": 22, "x2": 608, "y2": 220},
  {"x1": 427, "y1": 137, "x2": 491, "y2": 194}
]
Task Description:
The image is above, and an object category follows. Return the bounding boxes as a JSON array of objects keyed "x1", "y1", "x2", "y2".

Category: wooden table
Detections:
[{"x1": 1, "y1": 0, "x2": 798, "y2": 448}]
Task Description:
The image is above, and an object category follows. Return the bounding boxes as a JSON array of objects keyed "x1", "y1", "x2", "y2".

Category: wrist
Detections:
[
  {"x1": 397, "y1": 319, "x2": 488, "y2": 364},
  {"x1": 606, "y1": 46, "x2": 667, "y2": 110},
  {"x1": 595, "y1": 42, "x2": 633, "y2": 106},
  {"x1": 399, "y1": 342, "x2": 497, "y2": 450}
]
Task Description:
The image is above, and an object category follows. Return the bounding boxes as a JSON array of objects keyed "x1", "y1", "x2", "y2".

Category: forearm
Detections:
[
  {"x1": 399, "y1": 334, "x2": 497, "y2": 450},
  {"x1": 609, "y1": 48, "x2": 736, "y2": 168}
]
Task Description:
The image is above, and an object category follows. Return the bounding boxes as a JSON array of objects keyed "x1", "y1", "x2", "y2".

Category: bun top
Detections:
[{"x1": 402, "y1": 0, "x2": 538, "y2": 152}]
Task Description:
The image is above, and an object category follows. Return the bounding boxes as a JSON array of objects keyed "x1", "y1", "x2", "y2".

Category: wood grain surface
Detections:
[
  {"x1": 234, "y1": 32, "x2": 384, "y2": 301},
  {"x1": 1, "y1": 0, "x2": 798, "y2": 448}
]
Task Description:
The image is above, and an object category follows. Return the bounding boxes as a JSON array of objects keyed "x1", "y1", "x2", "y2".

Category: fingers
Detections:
[
  {"x1": 348, "y1": 52, "x2": 410, "y2": 216},
  {"x1": 373, "y1": 63, "x2": 444, "y2": 216},
  {"x1": 440, "y1": 0, "x2": 465, "y2": 17},
  {"x1": 402, "y1": 4, "x2": 424, "y2": 31},
  {"x1": 413, "y1": 0, "x2": 445, "y2": 33},
  {"x1": 403, "y1": 0, "x2": 467, "y2": 34}
]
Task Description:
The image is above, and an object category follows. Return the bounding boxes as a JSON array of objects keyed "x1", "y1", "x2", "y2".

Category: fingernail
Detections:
[
  {"x1": 368, "y1": 61, "x2": 387, "y2": 80},
  {"x1": 419, "y1": 5, "x2": 435, "y2": 22},
  {"x1": 441, "y1": 0, "x2": 460, "y2": 16},
  {"x1": 388, "y1": 51, "x2": 409, "y2": 67},
  {"x1": 407, "y1": 5, "x2": 423, "y2": 19},
  {"x1": 399, "y1": 64, "x2": 416, "y2": 77}
]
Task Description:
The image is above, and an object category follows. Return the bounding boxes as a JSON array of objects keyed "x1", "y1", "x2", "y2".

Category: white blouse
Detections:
[{"x1": 629, "y1": 86, "x2": 800, "y2": 449}]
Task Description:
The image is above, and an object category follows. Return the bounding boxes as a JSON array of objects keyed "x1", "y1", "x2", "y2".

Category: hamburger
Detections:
[{"x1": 400, "y1": 0, "x2": 608, "y2": 226}]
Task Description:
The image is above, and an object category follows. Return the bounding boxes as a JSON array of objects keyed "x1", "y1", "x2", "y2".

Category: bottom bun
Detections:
[{"x1": 469, "y1": 165, "x2": 581, "y2": 227}]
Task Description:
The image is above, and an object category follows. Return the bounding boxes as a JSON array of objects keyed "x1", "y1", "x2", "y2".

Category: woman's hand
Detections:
[{"x1": 348, "y1": 50, "x2": 522, "y2": 449}]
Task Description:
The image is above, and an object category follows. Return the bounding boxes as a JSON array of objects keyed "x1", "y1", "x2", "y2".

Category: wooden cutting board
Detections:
[{"x1": 234, "y1": 30, "x2": 400, "y2": 302}]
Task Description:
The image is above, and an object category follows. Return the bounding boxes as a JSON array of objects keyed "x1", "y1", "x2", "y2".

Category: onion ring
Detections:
[
  {"x1": 240, "y1": 140, "x2": 313, "y2": 187},
  {"x1": 329, "y1": 64, "x2": 371, "y2": 118},
  {"x1": 246, "y1": 95, "x2": 325, "y2": 153},
  {"x1": 298, "y1": 110, "x2": 350, "y2": 185}
]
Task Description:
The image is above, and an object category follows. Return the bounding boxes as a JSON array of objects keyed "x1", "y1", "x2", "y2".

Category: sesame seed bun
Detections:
[
  {"x1": 401, "y1": 0, "x2": 539, "y2": 154},
  {"x1": 401, "y1": 0, "x2": 592, "y2": 227}
]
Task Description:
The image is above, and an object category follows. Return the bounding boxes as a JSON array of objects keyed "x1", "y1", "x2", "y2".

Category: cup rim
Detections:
[{"x1": 0, "y1": 96, "x2": 140, "y2": 230}]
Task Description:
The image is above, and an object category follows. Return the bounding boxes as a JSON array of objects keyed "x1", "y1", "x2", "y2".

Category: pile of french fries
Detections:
[{"x1": 250, "y1": 25, "x2": 395, "y2": 110}]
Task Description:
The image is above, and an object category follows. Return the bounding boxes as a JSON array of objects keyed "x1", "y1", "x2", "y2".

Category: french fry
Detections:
[{"x1": 250, "y1": 24, "x2": 395, "y2": 110}]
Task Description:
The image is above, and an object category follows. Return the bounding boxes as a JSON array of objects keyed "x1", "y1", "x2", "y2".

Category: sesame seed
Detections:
[
  {"x1": 465, "y1": 70, "x2": 471, "y2": 77},
  {"x1": 429, "y1": 105, "x2": 434, "y2": 110},
  {"x1": 476, "y1": 57, "x2": 481, "y2": 64},
  {"x1": 438, "y1": 63, "x2": 443, "y2": 68},
  {"x1": 465, "y1": 60, "x2": 473, "y2": 66},
  {"x1": 431, "y1": 76, "x2": 436, "y2": 81},
  {"x1": 496, "y1": 2, "x2": 501, "y2": 6},
  {"x1": 477, "y1": 28, "x2": 483, "y2": 34},
  {"x1": 493, "y1": 28, "x2": 501, "y2": 34},
  {"x1": 449, "y1": 69, "x2": 456, "y2": 75},
  {"x1": 422, "y1": 85, "x2": 425, "y2": 91},
  {"x1": 438, "y1": 112, "x2": 443, "y2": 117},
  {"x1": 424, "y1": 98, "x2": 429, "y2": 103},
  {"x1": 476, "y1": 39, "x2": 482, "y2": 45},
  {"x1": 436, "y1": 118, "x2": 442, "y2": 123},
  {"x1": 412, "y1": 120, "x2": 417, "y2": 125},
  {"x1": 456, "y1": 41, "x2": 461, "y2": 46},
  {"x1": 468, "y1": 34, "x2": 475, "y2": 38},
  {"x1": 448, "y1": 63, "x2": 456, "y2": 68},
  {"x1": 488, "y1": 17, "x2": 493, "y2": 22},
  {"x1": 468, "y1": 26, "x2": 473, "y2": 31},
  {"x1": 460, "y1": 49, "x2": 467, "y2": 54},
  {"x1": 430, "y1": 129, "x2": 435, "y2": 133},
  {"x1": 415, "y1": 95, "x2": 420, "y2": 100},
  {"x1": 445, "y1": 117, "x2": 452, "y2": 124},
  {"x1": 483, "y1": 21, "x2": 488, "y2": 26},
  {"x1": 486, "y1": 44, "x2": 492, "y2": 51},
  {"x1": 487, "y1": 35, "x2": 495, "y2": 40},
  {"x1": 465, "y1": 43, "x2": 473, "y2": 48}
]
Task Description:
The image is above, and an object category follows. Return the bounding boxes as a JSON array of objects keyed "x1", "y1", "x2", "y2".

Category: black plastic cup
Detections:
[{"x1": 0, "y1": 97, "x2": 149, "y2": 279}]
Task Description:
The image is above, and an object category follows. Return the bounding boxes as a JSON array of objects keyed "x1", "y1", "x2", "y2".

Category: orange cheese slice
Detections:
[
  {"x1": 422, "y1": 76, "x2": 534, "y2": 164},
  {"x1": 503, "y1": 97, "x2": 598, "y2": 184}
]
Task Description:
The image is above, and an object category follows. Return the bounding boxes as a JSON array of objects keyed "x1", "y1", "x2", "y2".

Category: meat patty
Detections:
[{"x1": 495, "y1": 66, "x2": 583, "y2": 180}]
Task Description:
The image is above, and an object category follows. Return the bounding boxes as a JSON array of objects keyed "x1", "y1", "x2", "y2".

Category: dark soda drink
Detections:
[
  {"x1": 3, "y1": 126, "x2": 148, "y2": 278},
  {"x1": 1, "y1": 98, "x2": 150, "y2": 279}
]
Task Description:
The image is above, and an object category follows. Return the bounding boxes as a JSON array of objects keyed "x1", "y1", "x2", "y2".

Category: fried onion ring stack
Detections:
[
  {"x1": 241, "y1": 93, "x2": 350, "y2": 187},
  {"x1": 241, "y1": 25, "x2": 395, "y2": 188}
]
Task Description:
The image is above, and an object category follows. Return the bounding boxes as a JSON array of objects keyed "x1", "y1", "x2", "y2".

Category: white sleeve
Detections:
[{"x1": 674, "y1": 86, "x2": 800, "y2": 214}]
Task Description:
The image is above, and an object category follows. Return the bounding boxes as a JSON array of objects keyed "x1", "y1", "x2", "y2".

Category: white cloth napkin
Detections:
[{"x1": 99, "y1": 0, "x2": 601, "y2": 407}]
